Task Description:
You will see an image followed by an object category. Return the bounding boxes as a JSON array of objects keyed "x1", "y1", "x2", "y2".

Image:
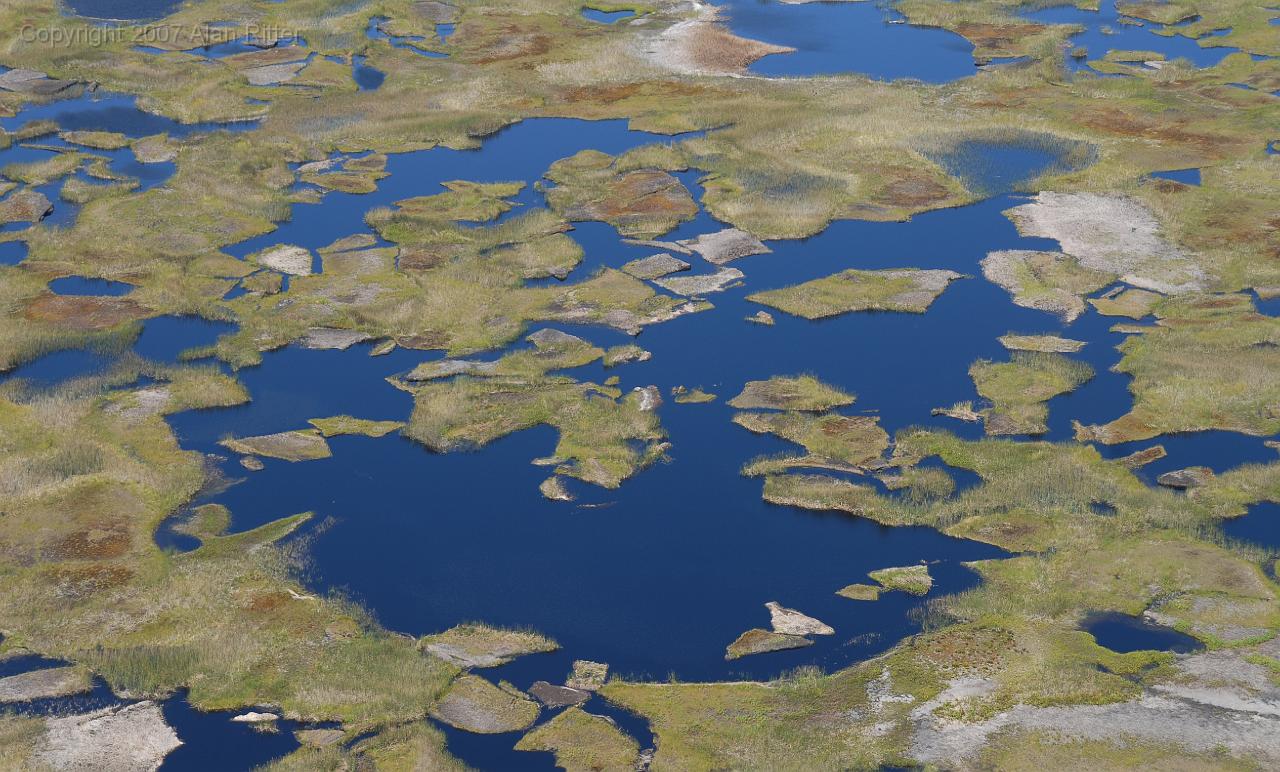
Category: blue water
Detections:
[
  {"x1": 927, "y1": 135, "x2": 1093, "y2": 197},
  {"x1": 367, "y1": 16, "x2": 450, "y2": 58},
  {"x1": 49, "y1": 276, "x2": 134, "y2": 296},
  {"x1": 1025, "y1": 0, "x2": 1239, "y2": 72},
  {"x1": 1223, "y1": 501, "x2": 1280, "y2": 551},
  {"x1": 582, "y1": 8, "x2": 635, "y2": 24},
  {"x1": 0, "y1": 653, "x2": 301, "y2": 770},
  {"x1": 1084, "y1": 612, "x2": 1204, "y2": 654},
  {"x1": 353, "y1": 56, "x2": 386, "y2": 91},
  {"x1": 0, "y1": 92, "x2": 255, "y2": 138},
  {"x1": 1, "y1": 10, "x2": 1277, "y2": 767},
  {"x1": 62, "y1": 0, "x2": 181, "y2": 21},
  {"x1": 225, "y1": 118, "x2": 689, "y2": 258},
  {"x1": 716, "y1": 0, "x2": 975, "y2": 81},
  {"x1": 1151, "y1": 168, "x2": 1202, "y2": 185}
]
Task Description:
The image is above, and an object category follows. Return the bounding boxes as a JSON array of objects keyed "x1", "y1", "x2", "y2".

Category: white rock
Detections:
[{"x1": 765, "y1": 601, "x2": 834, "y2": 636}]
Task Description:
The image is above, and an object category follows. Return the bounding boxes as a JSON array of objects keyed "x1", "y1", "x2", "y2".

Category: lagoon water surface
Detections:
[{"x1": 3, "y1": 8, "x2": 1278, "y2": 770}]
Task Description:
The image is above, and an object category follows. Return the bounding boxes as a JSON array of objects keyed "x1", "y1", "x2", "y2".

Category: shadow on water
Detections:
[{"x1": 715, "y1": 0, "x2": 976, "y2": 82}]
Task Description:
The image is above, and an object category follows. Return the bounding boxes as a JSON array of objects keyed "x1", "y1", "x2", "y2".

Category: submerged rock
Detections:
[
  {"x1": 528, "y1": 681, "x2": 590, "y2": 708},
  {"x1": 421, "y1": 623, "x2": 559, "y2": 668},
  {"x1": 566, "y1": 660, "x2": 609, "y2": 691},
  {"x1": 219, "y1": 430, "x2": 332, "y2": 462},
  {"x1": 38, "y1": 701, "x2": 181, "y2": 771},
  {"x1": 725, "y1": 629, "x2": 813, "y2": 660},
  {"x1": 1157, "y1": 466, "x2": 1215, "y2": 489},
  {"x1": 622, "y1": 252, "x2": 690, "y2": 280},
  {"x1": 766, "y1": 601, "x2": 834, "y2": 636},
  {"x1": 430, "y1": 675, "x2": 540, "y2": 734},
  {"x1": 0, "y1": 666, "x2": 91, "y2": 703}
]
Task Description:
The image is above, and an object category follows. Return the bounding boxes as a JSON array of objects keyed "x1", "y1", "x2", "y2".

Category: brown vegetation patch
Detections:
[
  {"x1": 874, "y1": 171, "x2": 954, "y2": 210},
  {"x1": 556, "y1": 80, "x2": 710, "y2": 106},
  {"x1": 467, "y1": 24, "x2": 554, "y2": 65},
  {"x1": 24, "y1": 294, "x2": 147, "y2": 331},
  {"x1": 915, "y1": 625, "x2": 1019, "y2": 675},
  {"x1": 668, "y1": 22, "x2": 794, "y2": 75},
  {"x1": 246, "y1": 591, "x2": 293, "y2": 614},
  {"x1": 954, "y1": 23, "x2": 1045, "y2": 52},
  {"x1": 1075, "y1": 107, "x2": 1237, "y2": 156},
  {"x1": 50, "y1": 524, "x2": 131, "y2": 561}
]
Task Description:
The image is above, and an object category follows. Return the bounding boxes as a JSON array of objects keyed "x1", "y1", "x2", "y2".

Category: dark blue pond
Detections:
[
  {"x1": 367, "y1": 16, "x2": 450, "y2": 58},
  {"x1": 49, "y1": 276, "x2": 134, "y2": 296},
  {"x1": 1084, "y1": 611, "x2": 1204, "y2": 654},
  {"x1": 352, "y1": 56, "x2": 386, "y2": 91},
  {"x1": 0, "y1": 92, "x2": 253, "y2": 138},
  {"x1": 716, "y1": 0, "x2": 975, "y2": 82},
  {"x1": 1223, "y1": 500, "x2": 1280, "y2": 551},
  {"x1": 1151, "y1": 167, "x2": 1201, "y2": 185},
  {"x1": 2, "y1": 39, "x2": 1276, "y2": 767},
  {"x1": 927, "y1": 135, "x2": 1093, "y2": 197},
  {"x1": 1025, "y1": 0, "x2": 1239, "y2": 72},
  {"x1": 582, "y1": 8, "x2": 635, "y2": 24},
  {"x1": 161, "y1": 696, "x2": 301, "y2": 771},
  {"x1": 62, "y1": 0, "x2": 181, "y2": 21},
  {"x1": 0, "y1": 653, "x2": 302, "y2": 770}
]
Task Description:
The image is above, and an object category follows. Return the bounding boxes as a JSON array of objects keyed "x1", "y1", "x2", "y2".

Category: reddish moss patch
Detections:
[{"x1": 24, "y1": 294, "x2": 147, "y2": 331}]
